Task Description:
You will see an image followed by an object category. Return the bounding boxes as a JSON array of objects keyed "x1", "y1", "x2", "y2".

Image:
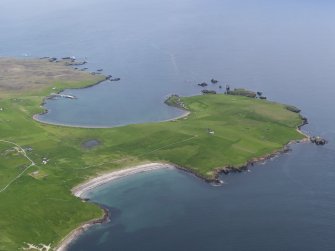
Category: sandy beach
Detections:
[
  {"x1": 56, "y1": 122, "x2": 309, "y2": 251},
  {"x1": 56, "y1": 162, "x2": 173, "y2": 251},
  {"x1": 72, "y1": 163, "x2": 173, "y2": 198},
  {"x1": 161, "y1": 111, "x2": 190, "y2": 122}
]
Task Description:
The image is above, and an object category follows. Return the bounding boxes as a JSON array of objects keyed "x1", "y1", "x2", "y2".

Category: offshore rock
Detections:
[
  {"x1": 310, "y1": 136, "x2": 327, "y2": 145},
  {"x1": 110, "y1": 78, "x2": 121, "y2": 81},
  {"x1": 198, "y1": 82, "x2": 208, "y2": 87}
]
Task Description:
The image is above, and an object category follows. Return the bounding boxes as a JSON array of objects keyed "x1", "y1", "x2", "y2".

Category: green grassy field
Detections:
[{"x1": 0, "y1": 59, "x2": 304, "y2": 250}]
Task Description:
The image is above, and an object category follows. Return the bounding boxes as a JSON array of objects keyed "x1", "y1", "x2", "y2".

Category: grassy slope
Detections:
[{"x1": 0, "y1": 76, "x2": 304, "y2": 250}]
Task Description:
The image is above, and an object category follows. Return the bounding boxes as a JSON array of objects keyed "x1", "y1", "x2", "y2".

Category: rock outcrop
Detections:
[{"x1": 310, "y1": 136, "x2": 327, "y2": 145}]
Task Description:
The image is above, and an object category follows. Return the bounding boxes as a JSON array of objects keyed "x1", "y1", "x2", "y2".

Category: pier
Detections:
[{"x1": 49, "y1": 93, "x2": 77, "y2": 99}]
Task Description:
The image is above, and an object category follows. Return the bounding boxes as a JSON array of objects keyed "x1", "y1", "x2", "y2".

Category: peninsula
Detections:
[{"x1": 0, "y1": 58, "x2": 305, "y2": 250}]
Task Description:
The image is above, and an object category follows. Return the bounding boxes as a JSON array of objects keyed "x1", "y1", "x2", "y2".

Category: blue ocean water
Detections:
[
  {"x1": 1, "y1": 0, "x2": 334, "y2": 128},
  {"x1": 1, "y1": 0, "x2": 335, "y2": 250},
  {"x1": 69, "y1": 145, "x2": 335, "y2": 251}
]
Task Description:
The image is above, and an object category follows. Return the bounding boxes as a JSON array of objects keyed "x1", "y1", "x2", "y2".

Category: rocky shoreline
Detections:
[
  {"x1": 32, "y1": 56, "x2": 119, "y2": 125},
  {"x1": 56, "y1": 119, "x2": 309, "y2": 250},
  {"x1": 32, "y1": 66, "x2": 108, "y2": 124},
  {"x1": 173, "y1": 117, "x2": 310, "y2": 184},
  {"x1": 56, "y1": 204, "x2": 110, "y2": 251},
  {"x1": 56, "y1": 163, "x2": 172, "y2": 251},
  {"x1": 31, "y1": 58, "x2": 311, "y2": 249}
]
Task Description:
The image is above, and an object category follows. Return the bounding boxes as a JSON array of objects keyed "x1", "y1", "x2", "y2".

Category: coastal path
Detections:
[{"x1": 0, "y1": 139, "x2": 36, "y2": 193}]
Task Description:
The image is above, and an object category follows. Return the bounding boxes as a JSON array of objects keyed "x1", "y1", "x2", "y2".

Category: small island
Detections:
[{"x1": 0, "y1": 58, "x2": 306, "y2": 250}]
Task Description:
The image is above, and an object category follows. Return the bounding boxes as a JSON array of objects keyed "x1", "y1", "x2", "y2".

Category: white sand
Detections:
[
  {"x1": 72, "y1": 163, "x2": 172, "y2": 198},
  {"x1": 56, "y1": 162, "x2": 173, "y2": 251}
]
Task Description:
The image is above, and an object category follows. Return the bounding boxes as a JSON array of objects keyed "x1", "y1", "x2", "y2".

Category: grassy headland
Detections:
[{"x1": 0, "y1": 58, "x2": 305, "y2": 250}]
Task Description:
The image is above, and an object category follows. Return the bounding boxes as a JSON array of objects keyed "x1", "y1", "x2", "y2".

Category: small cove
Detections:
[
  {"x1": 1, "y1": 0, "x2": 335, "y2": 250},
  {"x1": 68, "y1": 144, "x2": 335, "y2": 251}
]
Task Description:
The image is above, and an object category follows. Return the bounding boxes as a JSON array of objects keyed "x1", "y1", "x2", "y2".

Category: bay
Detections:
[
  {"x1": 69, "y1": 145, "x2": 335, "y2": 251},
  {"x1": 1, "y1": 0, "x2": 335, "y2": 250}
]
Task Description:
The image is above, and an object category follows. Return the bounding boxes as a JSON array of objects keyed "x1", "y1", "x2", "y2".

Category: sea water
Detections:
[
  {"x1": 1, "y1": 0, "x2": 335, "y2": 250},
  {"x1": 69, "y1": 145, "x2": 335, "y2": 251}
]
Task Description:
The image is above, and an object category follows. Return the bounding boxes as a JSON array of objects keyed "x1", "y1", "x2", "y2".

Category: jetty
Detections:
[
  {"x1": 48, "y1": 57, "x2": 57, "y2": 62},
  {"x1": 49, "y1": 93, "x2": 77, "y2": 99},
  {"x1": 65, "y1": 60, "x2": 87, "y2": 66},
  {"x1": 202, "y1": 90, "x2": 217, "y2": 94},
  {"x1": 109, "y1": 77, "x2": 120, "y2": 81}
]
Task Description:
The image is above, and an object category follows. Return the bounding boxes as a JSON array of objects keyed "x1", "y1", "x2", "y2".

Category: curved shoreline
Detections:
[
  {"x1": 32, "y1": 84, "x2": 190, "y2": 129},
  {"x1": 1, "y1": 57, "x2": 313, "y2": 250},
  {"x1": 31, "y1": 71, "x2": 309, "y2": 250},
  {"x1": 32, "y1": 66, "x2": 190, "y2": 129},
  {"x1": 56, "y1": 163, "x2": 173, "y2": 251},
  {"x1": 56, "y1": 205, "x2": 110, "y2": 251},
  {"x1": 56, "y1": 125, "x2": 309, "y2": 251},
  {"x1": 72, "y1": 163, "x2": 174, "y2": 198},
  {"x1": 32, "y1": 110, "x2": 190, "y2": 129}
]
